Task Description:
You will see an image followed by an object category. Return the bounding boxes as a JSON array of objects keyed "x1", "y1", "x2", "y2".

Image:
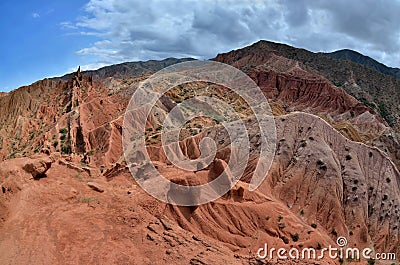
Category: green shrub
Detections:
[
  {"x1": 291, "y1": 233, "x2": 299, "y2": 242},
  {"x1": 61, "y1": 145, "x2": 70, "y2": 154}
]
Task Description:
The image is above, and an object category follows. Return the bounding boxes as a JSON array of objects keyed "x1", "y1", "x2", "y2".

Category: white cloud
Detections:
[
  {"x1": 69, "y1": 0, "x2": 400, "y2": 68},
  {"x1": 68, "y1": 62, "x2": 109, "y2": 72},
  {"x1": 60, "y1": 21, "x2": 78, "y2": 30},
  {"x1": 32, "y1": 12, "x2": 40, "y2": 19}
]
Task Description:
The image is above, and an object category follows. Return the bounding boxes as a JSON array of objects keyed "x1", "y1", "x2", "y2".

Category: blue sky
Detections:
[
  {"x1": 1, "y1": 0, "x2": 400, "y2": 92},
  {"x1": 0, "y1": 0, "x2": 97, "y2": 91}
]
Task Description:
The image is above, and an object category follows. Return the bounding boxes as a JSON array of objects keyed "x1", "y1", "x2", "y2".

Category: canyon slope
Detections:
[{"x1": 0, "y1": 41, "x2": 399, "y2": 264}]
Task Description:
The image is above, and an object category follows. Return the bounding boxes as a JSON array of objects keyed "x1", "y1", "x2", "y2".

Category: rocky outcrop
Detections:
[{"x1": 22, "y1": 157, "x2": 52, "y2": 179}]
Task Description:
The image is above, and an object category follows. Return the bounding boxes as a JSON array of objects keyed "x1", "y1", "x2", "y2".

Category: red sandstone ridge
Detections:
[
  {"x1": 215, "y1": 52, "x2": 388, "y2": 143},
  {"x1": 215, "y1": 40, "x2": 400, "y2": 172}
]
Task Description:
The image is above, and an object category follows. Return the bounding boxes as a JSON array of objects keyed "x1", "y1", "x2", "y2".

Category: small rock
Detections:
[
  {"x1": 146, "y1": 234, "x2": 155, "y2": 241},
  {"x1": 23, "y1": 157, "x2": 52, "y2": 179},
  {"x1": 87, "y1": 182, "x2": 104, "y2": 193},
  {"x1": 41, "y1": 148, "x2": 50, "y2": 155},
  {"x1": 159, "y1": 217, "x2": 173, "y2": 231},
  {"x1": 192, "y1": 235, "x2": 201, "y2": 241}
]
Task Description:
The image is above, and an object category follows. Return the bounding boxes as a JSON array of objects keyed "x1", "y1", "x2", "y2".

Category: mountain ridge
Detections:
[
  {"x1": 215, "y1": 40, "x2": 400, "y2": 127},
  {"x1": 322, "y1": 49, "x2": 400, "y2": 79}
]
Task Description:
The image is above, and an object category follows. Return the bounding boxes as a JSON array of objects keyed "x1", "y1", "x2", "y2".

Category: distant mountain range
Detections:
[
  {"x1": 322, "y1": 49, "x2": 400, "y2": 80},
  {"x1": 57, "y1": 57, "x2": 195, "y2": 81}
]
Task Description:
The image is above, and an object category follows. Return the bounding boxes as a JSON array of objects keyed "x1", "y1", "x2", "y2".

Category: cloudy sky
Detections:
[{"x1": 1, "y1": 0, "x2": 400, "y2": 91}]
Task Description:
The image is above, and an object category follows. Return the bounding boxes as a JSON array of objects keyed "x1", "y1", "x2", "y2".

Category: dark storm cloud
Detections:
[
  {"x1": 71, "y1": 0, "x2": 400, "y2": 70},
  {"x1": 314, "y1": 0, "x2": 400, "y2": 53}
]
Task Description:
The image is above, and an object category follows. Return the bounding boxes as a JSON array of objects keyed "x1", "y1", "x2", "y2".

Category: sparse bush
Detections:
[
  {"x1": 311, "y1": 223, "x2": 317, "y2": 229},
  {"x1": 345, "y1": 154, "x2": 352, "y2": 161},
  {"x1": 279, "y1": 223, "x2": 286, "y2": 229},
  {"x1": 59, "y1": 128, "x2": 68, "y2": 134},
  {"x1": 359, "y1": 97, "x2": 375, "y2": 109},
  {"x1": 378, "y1": 101, "x2": 394, "y2": 126},
  {"x1": 317, "y1": 159, "x2": 327, "y2": 170},
  {"x1": 61, "y1": 145, "x2": 70, "y2": 154},
  {"x1": 291, "y1": 233, "x2": 299, "y2": 242}
]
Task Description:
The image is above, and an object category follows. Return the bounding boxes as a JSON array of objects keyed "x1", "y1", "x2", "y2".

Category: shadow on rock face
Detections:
[{"x1": 167, "y1": 177, "x2": 201, "y2": 209}]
